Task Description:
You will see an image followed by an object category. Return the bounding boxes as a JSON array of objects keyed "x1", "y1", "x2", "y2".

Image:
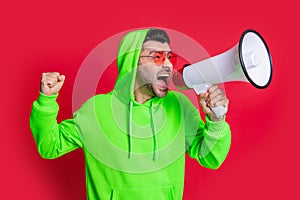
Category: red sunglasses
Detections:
[{"x1": 140, "y1": 51, "x2": 177, "y2": 66}]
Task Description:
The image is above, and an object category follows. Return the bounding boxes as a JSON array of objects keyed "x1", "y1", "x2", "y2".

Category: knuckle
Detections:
[{"x1": 41, "y1": 81, "x2": 47, "y2": 86}]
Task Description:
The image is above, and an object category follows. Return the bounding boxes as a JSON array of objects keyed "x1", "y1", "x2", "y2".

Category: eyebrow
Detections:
[
  {"x1": 149, "y1": 50, "x2": 173, "y2": 55},
  {"x1": 142, "y1": 47, "x2": 172, "y2": 52}
]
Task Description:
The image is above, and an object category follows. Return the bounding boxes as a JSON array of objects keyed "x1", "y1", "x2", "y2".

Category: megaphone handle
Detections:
[
  {"x1": 210, "y1": 105, "x2": 228, "y2": 118},
  {"x1": 193, "y1": 83, "x2": 228, "y2": 118}
]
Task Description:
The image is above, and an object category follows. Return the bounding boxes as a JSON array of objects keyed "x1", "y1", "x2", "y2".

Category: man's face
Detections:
[{"x1": 136, "y1": 40, "x2": 173, "y2": 98}]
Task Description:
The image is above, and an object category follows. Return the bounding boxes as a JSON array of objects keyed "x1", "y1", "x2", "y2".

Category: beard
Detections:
[
  {"x1": 135, "y1": 67, "x2": 171, "y2": 99},
  {"x1": 146, "y1": 81, "x2": 169, "y2": 98}
]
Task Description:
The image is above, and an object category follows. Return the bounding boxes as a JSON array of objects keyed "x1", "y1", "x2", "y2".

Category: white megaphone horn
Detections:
[{"x1": 173, "y1": 29, "x2": 273, "y2": 118}]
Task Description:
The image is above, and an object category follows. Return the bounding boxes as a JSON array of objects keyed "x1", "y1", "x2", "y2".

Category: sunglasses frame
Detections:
[{"x1": 140, "y1": 50, "x2": 177, "y2": 66}]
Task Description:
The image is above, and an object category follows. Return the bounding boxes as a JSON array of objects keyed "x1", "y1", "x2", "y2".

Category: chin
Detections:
[{"x1": 154, "y1": 89, "x2": 168, "y2": 98}]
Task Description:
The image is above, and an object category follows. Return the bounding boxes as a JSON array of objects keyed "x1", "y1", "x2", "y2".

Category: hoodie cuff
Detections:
[
  {"x1": 36, "y1": 92, "x2": 58, "y2": 109},
  {"x1": 205, "y1": 115, "x2": 227, "y2": 133}
]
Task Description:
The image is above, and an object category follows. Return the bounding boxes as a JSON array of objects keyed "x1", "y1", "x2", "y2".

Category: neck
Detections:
[{"x1": 134, "y1": 83, "x2": 154, "y2": 104}]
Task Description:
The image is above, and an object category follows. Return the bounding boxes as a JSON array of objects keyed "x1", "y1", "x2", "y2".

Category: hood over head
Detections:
[{"x1": 113, "y1": 28, "x2": 150, "y2": 104}]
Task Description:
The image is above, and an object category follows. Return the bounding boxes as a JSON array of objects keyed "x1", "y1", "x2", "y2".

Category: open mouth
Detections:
[{"x1": 156, "y1": 73, "x2": 170, "y2": 89}]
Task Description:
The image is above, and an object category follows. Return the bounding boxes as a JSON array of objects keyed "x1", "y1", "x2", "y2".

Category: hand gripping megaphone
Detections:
[{"x1": 173, "y1": 29, "x2": 272, "y2": 118}]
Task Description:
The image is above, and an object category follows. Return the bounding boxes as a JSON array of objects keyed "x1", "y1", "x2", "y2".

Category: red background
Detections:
[{"x1": 1, "y1": 0, "x2": 299, "y2": 199}]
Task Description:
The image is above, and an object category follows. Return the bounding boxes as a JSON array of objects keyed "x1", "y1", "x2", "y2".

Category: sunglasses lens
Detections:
[
  {"x1": 153, "y1": 52, "x2": 164, "y2": 65},
  {"x1": 168, "y1": 52, "x2": 177, "y2": 65},
  {"x1": 153, "y1": 52, "x2": 177, "y2": 65}
]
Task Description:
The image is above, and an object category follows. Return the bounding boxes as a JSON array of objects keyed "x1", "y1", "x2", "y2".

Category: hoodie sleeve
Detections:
[
  {"x1": 30, "y1": 92, "x2": 82, "y2": 159},
  {"x1": 187, "y1": 115, "x2": 231, "y2": 169},
  {"x1": 182, "y1": 94, "x2": 231, "y2": 170}
]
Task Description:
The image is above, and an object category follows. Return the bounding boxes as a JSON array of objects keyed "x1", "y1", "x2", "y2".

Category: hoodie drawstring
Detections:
[
  {"x1": 128, "y1": 100, "x2": 158, "y2": 161},
  {"x1": 128, "y1": 101, "x2": 133, "y2": 159},
  {"x1": 150, "y1": 101, "x2": 158, "y2": 161}
]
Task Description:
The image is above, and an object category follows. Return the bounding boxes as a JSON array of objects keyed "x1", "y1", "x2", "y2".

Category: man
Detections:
[{"x1": 30, "y1": 28, "x2": 231, "y2": 199}]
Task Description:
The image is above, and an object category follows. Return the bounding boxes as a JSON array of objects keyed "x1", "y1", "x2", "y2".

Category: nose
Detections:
[{"x1": 163, "y1": 57, "x2": 173, "y2": 71}]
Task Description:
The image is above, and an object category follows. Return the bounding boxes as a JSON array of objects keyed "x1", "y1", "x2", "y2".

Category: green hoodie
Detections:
[{"x1": 30, "y1": 28, "x2": 231, "y2": 200}]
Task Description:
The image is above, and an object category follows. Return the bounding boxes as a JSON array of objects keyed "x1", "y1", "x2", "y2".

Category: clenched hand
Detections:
[
  {"x1": 199, "y1": 84, "x2": 229, "y2": 121},
  {"x1": 40, "y1": 72, "x2": 65, "y2": 96}
]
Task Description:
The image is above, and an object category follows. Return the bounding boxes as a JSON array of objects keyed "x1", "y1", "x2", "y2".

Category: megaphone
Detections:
[{"x1": 173, "y1": 29, "x2": 272, "y2": 118}]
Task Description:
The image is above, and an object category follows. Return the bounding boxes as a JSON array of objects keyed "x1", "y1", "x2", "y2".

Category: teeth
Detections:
[
  {"x1": 159, "y1": 74, "x2": 169, "y2": 77},
  {"x1": 158, "y1": 74, "x2": 170, "y2": 79}
]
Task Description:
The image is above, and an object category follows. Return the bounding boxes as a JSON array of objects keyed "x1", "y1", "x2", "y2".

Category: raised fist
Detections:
[{"x1": 40, "y1": 72, "x2": 65, "y2": 96}]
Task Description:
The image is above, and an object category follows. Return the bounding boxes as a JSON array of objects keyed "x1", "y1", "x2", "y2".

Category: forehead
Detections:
[{"x1": 142, "y1": 41, "x2": 171, "y2": 52}]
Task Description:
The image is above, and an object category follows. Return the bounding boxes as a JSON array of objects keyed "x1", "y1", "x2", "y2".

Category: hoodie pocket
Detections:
[{"x1": 111, "y1": 185, "x2": 175, "y2": 200}]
